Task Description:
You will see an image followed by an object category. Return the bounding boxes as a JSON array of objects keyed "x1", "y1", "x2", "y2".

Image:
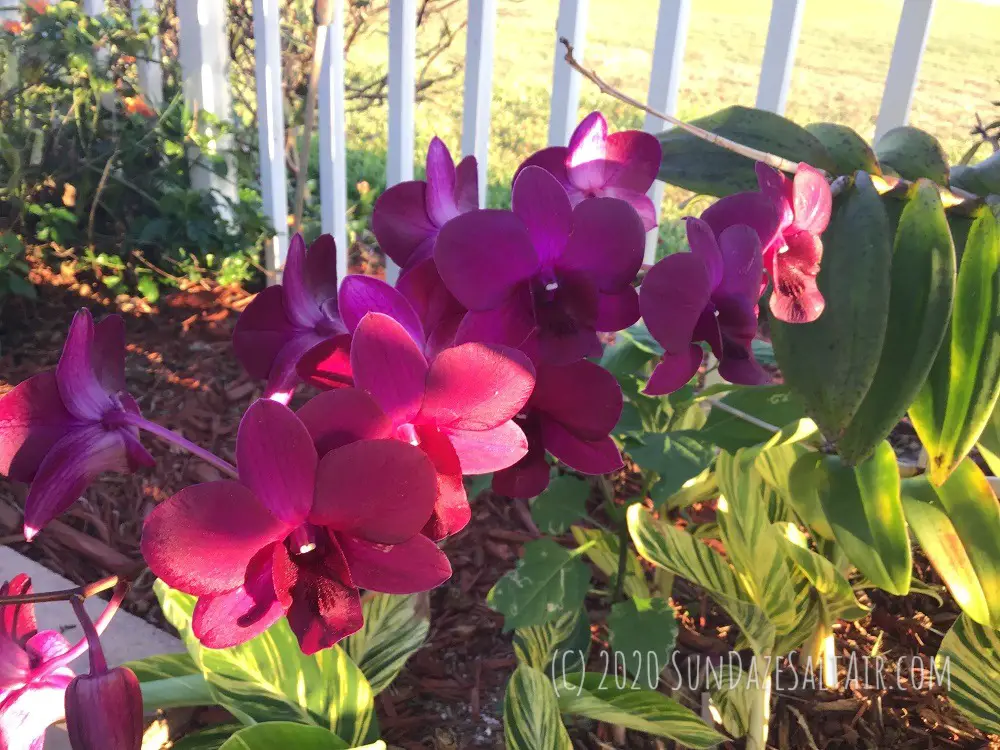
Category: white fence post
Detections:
[
  {"x1": 319, "y1": 0, "x2": 349, "y2": 283},
  {"x1": 548, "y1": 0, "x2": 589, "y2": 146},
  {"x1": 461, "y1": 0, "x2": 496, "y2": 207},
  {"x1": 132, "y1": 0, "x2": 163, "y2": 110},
  {"x1": 642, "y1": 0, "x2": 690, "y2": 265},
  {"x1": 874, "y1": 0, "x2": 935, "y2": 142},
  {"x1": 755, "y1": 0, "x2": 805, "y2": 114},
  {"x1": 385, "y1": 0, "x2": 416, "y2": 284},
  {"x1": 253, "y1": 0, "x2": 290, "y2": 277},
  {"x1": 176, "y1": 1, "x2": 237, "y2": 210},
  {"x1": 82, "y1": 0, "x2": 105, "y2": 14}
]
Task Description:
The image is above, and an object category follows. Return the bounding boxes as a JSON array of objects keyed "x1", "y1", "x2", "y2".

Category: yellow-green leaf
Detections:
[
  {"x1": 937, "y1": 613, "x2": 1000, "y2": 734},
  {"x1": 504, "y1": 666, "x2": 572, "y2": 750}
]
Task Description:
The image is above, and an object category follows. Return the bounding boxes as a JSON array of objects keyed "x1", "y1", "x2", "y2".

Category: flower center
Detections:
[
  {"x1": 287, "y1": 525, "x2": 323, "y2": 560},
  {"x1": 395, "y1": 423, "x2": 420, "y2": 447}
]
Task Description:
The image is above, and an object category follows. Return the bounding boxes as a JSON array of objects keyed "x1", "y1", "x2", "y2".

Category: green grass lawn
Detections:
[{"x1": 341, "y1": 0, "x2": 1000, "y2": 249}]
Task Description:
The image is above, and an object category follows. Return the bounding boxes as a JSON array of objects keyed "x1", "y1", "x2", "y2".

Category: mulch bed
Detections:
[{"x1": 1, "y1": 257, "x2": 997, "y2": 749}]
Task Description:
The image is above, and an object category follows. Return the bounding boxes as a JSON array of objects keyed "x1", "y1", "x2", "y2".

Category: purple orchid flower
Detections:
[
  {"x1": 755, "y1": 162, "x2": 832, "y2": 323},
  {"x1": 515, "y1": 111, "x2": 663, "y2": 231},
  {"x1": 345, "y1": 312, "x2": 535, "y2": 538},
  {"x1": 371, "y1": 137, "x2": 479, "y2": 274},
  {"x1": 232, "y1": 233, "x2": 349, "y2": 403},
  {"x1": 435, "y1": 166, "x2": 645, "y2": 366},
  {"x1": 492, "y1": 359, "x2": 623, "y2": 499},
  {"x1": 641, "y1": 204, "x2": 775, "y2": 395},
  {"x1": 0, "y1": 575, "x2": 75, "y2": 750},
  {"x1": 0, "y1": 309, "x2": 155, "y2": 540},
  {"x1": 142, "y1": 398, "x2": 451, "y2": 654}
]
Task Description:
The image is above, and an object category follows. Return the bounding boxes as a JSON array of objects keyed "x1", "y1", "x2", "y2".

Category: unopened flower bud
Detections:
[{"x1": 65, "y1": 666, "x2": 143, "y2": 750}]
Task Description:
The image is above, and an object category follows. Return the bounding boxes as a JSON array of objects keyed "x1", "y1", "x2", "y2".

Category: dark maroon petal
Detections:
[
  {"x1": 192, "y1": 546, "x2": 285, "y2": 648},
  {"x1": 594, "y1": 288, "x2": 640, "y2": 332},
  {"x1": 371, "y1": 180, "x2": 437, "y2": 269},
  {"x1": 531, "y1": 360, "x2": 622, "y2": 440},
  {"x1": 304, "y1": 233, "x2": 341, "y2": 303},
  {"x1": 91, "y1": 314, "x2": 126, "y2": 394},
  {"x1": 395, "y1": 257, "x2": 466, "y2": 357},
  {"x1": 141, "y1": 480, "x2": 291, "y2": 596},
  {"x1": 768, "y1": 231, "x2": 826, "y2": 324},
  {"x1": 559, "y1": 197, "x2": 645, "y2": 291},
  {"x1": 643, "y1": 345, "x2": 703, "y2": 396},
  {"x1": 693, "y1": 306, "x2": 724, "y2": 359},
  {"x1": 701, "y1": 191, "x2": 780, "y2": 252},
  {"x1": 640, "y1": 252, "x2": 711, "y2": 354},
  {"x1": 714, "y1": 224, "x2": 764, "y2": 303},
  {"x1": 566, "y1": 112, "x2": 608, "y2": 191},
  {"x1": 297, "y1": 388, "x2": 392, "y2": 456},
  {"x1": 421, "y1": 343, "x2": 534, "y2": 430},
  {"x1": 276, "y1": 540, "x2": 363, "y2": 655},
  {"x1": 233, "y1": 285, "x2": 298, "y2": 381},
  {"x1": 792, "y1": 163, "x2": 832, "y2": 234},
  {"x1": 237, "y1": 399, "x2": 317, "y2": 527},
  {"x1": 263, "y1": 330, "x2": 327, "y2": 404},
  {"x1": 453, "y1": 290, "x2": 538, "y2": 356},
  {"x1": 425, "y1": 137, "x2": 460, "y2": 226},
  {"x1": 435, "y1": 210, "x2": 539, "y2": 310},
  {"x1": 454, "y1": 155, "x2": 480, "y2": 212},
  {"x1": 535, "y1": 318, "x2": 602, "y2": 366},
  {"x1": 296, "y1": 334, "x2": 354, "y2": 391},
  {"x1": 0, "y1": 574, "x2": 36, "y2": 646},
  {"x1": 312, "y1": 439, "x2": 437, "y2": 543},
  {"x1": 511, "y1": 166, "x2": 572, "y2": 266},
  {"x1": 23, "y1": 425, "x2": 130, "y2": 540},
  {"x1": 444, "y1": 421, "x2": 529, "y2": 474},
  {"x1": 491, "y1": 441, "x2": 551, "y2": 499},
  {"x1": 685, "y1": 217, "x2": 724, "y2": 288},
  {"x1": 338, "y1": 534, "x2": 451, "y2": 594},
  {"x1": 415, "y1": 425, "x2": 470, "y2": 539},
  {"x1": 56, "y1": 309, "x2": 116, "y2": 422},
  {"x1": 718, "y1": 339, "x2": 769, "y2": 386},
  {"x1": 542, "y1": 419, "x2": 623, "y2": 475},
  {"x1": 600, "y1": 186, "x2": 658, "y2": 232},
  {"x1": 338, "y1": 274, "x2": 424, "y2": 344},
  {"x1": 281, "y1": 234, "x2": 326, "y2": 330},
  {"x1": 350, "y1": 313, "x2": 428, "y2": 425},
  {"x1": 603, "y1": 130, "x2": 661, "y2": 192},
  {"x1": 513, "y1": 146, "x2": 572, "y2": 190},
  {"x1": 0, "y1": 371, "x2": 79, "y2": 483}
]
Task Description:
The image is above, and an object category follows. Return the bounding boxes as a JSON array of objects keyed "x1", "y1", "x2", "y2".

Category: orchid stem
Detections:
[
  {"x1": 71, "y1": 595, "x2": 107, "y2": 674},
  {"x1": 125, "y1": 414, "x2": 238, "y2": 479},
  {"x1": 0, "y1": 563, "x2": 144, "y2": 605},
  {"x1": 705, "y1": 398, "x2": 780, "y2": 434}
]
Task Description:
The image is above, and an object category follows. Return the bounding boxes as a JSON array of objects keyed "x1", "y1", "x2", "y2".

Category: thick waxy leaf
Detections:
[
  {"x1": 977, "y1": 402, "x2": 1000, "y2": 476},
  {"x1": 125, "y1": 652, "x2": 200, "y2": 682},
  {"x1": 218, "y1": 722, "x2": 372, "y2": 750},
  {"x1": 513, "y1": 607, "x2": 590, "y2": 673},
  {"x1": 487, "y1": 539, "x2": 591, "y2": 631},
  {"x1": 951, "y1": 152, "x2": 1000, "y2": 197},
  {"x1": 155, "y1": 581, "x2": 378, "y2": 744},
  {"x1": 607, "y1": 598, "x2": 678, "y2": 689},
  {"x1": 910, "y1": 207, "x2": 1000, "y2": 484},
  {"x1": 698, "y1": 385, "x2": 806, "y2": 451},
  {"x1": 874, "y1": 126, "x2": 949, "y2": 185},
  {"x1": 838, "y1": 180, "x2": 955, "y2": 464},
  {"x1": 801, "y1": 442, "x2": 911, "y2": 595},
  {"x1": 773, "y1": 523, "x2": 869, "y2": 621},
  {"x1": 786, "y1": 452, "x2": 836, "y2": 539},
  {"x1": 343, "y1": 593, "x2": 429, "y2": 695},
  {"x1": 901, "y1": 460, "x2": 1000, "y2": 628},
  {"x1": 627, "y1": 505, "x2": 775, "y2": 655},
  {"x1": 628, "y1": 433, "x2": 715, "y2": 499},
  {"x1": 805, "y1": 123, "x2": 881, "y2": 175},
  {"x1": 530, "y1": 475, "x2": 590, "y2": 534},
  {"x1": 504, "y1": 665, "x2": 573, "y2": 750},
  {"x1": 139, "y1": 675, "x2": 213, "y2": 712},
  {"x1": 172, "y1": 725, "x2": 242, "y2": 750},
  {"x1": 656, "y1": 105, "x2": 835, "y2": 197},
  {"x1": 771, "y1": 173, "x2": 893, "y2": 442},
  {"x1": 555, "y1": 672, "x2": 725, "y2": 748},
  {"x1": 570, "y1": 526, "x2": 649, "y2": 599},
  {"x1": 937, "y1": 613, "x2": 1000, "y2": 734}
]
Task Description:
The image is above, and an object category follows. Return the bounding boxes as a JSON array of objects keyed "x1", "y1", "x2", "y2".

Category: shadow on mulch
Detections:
[{"x1": 1, "y1": 257, "x2": 997, "y2": 749}]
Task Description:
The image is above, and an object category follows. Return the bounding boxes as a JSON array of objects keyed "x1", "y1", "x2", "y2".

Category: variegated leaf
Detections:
[{"x1": 937, "y1": 613, "x2": 1000, "y2": 734}]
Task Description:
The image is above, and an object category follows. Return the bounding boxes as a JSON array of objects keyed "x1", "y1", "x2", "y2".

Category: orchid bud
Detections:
[{"x1": 65, "y1": 666, "x2": 143, "y2": 750}]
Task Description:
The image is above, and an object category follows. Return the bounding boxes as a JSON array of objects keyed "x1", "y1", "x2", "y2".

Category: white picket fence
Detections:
[{"x1": 58, "y1": 0, "x2": 939, "y2": 277}]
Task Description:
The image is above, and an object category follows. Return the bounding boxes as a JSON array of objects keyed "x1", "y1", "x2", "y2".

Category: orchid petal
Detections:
[
  {"x1": 792, "y1": 163, "x2": 833, "y2": 234},
  {"x1": 453, "y1": 290, "x2": 538, "y2": 357},
  {"x1": 511, "y1": 166, "x2": 572, "y2": 266},
  {"x1": 535, "y1": 315, "x2": 602, "y2": 366},
  {"x1": 513, "y1": 146, "x2": 572, "y2": 190},
  {"x1": 371, "y1": 181, "x2": 437, "y2": 269},
  {"x1": 0, "y1": 372, "x2": 79, "y2": 483},
  {"x1": 0, "y1": 639, "x2": 29, "y2": 688},
  {"x1": 0, "y1": 575, "x2": 36, "y2": 645},
  {"x1": 395, "y1": 257, "x2": 466, "y2": 357},
  {"x1": 700, "y1": 191, "x2": 781, "y2": 251},
  {"x1": 639, "y1": 252, "x2": 711, "y2": 354},
  {"x1": 413, "y1": 425, "x2": 470, "y2": 539},
  {"x1": 263, "y1": 330, "x2": 328, "y2": 404},
  {"x1": 232, "y1": 285, "x2": 298, "y2": 381},
  {"x1": 718, "y1": 341, "x2": 769, "y2": 386},
  {"x1": 23, "y1": 631, "x2": 70, "y2": 664},
  {"x1": 91, "y1": 314, "x2": 126, "y2": 393},
  {"x1": 599, "y1": 186, "x2": 659, "y2": 232},
  {"x1": 425, "y1": 137, "x2": 460, "y2": 226},
  {"x1": 297, "y1": 388, "x2": 392, "y2": 457},
  {"x1": 715, "y1": 224, "x2": 764, "y2": 302},
  {"x1": 296, "y1": 334, "x2": 354, "y2": 391},
  {"x1": 311, "y1": 439, "x2": 437, "y2": 543},
  {"x1": 338, "y1": 274, "x2": 425, "y2": 344},
  {"x1": 644, "y1": 345, "x2": 703, "y2": 396},
  {"x1": 566, "y1": 112, "x2": 608, "y2": 191},
  {"x1": 281, "y1": 234, "x2": 325, "y2": 329},
  {"x1": 768, "y1": 231, "x2": 826, "y2": 324},
  {"x1": 454, "y1": 155, "x2": 480, "y2": 212},
  {"x1": 531, "y1": 360, "x2": 622, "y2": 440},
  {"x1": 141, "y1": 480, "x2": 291, "y2": 596},
  {"x1": 755, "y1": 162, "x2": 794, "y2": 229},
  {"x1": 338, "y1": 534, "x2": 451, "y2": 594},
  {"x1": 304, "y1": 233, "x2": 341, "y2": 303},
  {"x1": 541, "y1": 419, "x2": 624, "y2": 474},
  {"x1": 56, "y1": 310, "x2": 116, "y2": 421},
  {"x1": 604, "y1": 130, "x2": 662, "y2": 192},
  {"x1": 594, "y1": 288, "x2": 641, "y2": 332},
  {"x1": 559, "y1": 197, "x2": 645, "y2": 290},
  {"x1": 350, "y1": 313, "x2": 428, "y2": 425},
  {"x1": 491, "y1": 428, "x2": 550, "y2": 499},
  {"x1": 0, "y1": 675, "x2": 70, "y2": 750},
  {"x1": 685, "y1": 217, "x2": 724, "y2": 288},
  {"x1": 444, "y1": 420, "x2": 529, "y2": 474}
]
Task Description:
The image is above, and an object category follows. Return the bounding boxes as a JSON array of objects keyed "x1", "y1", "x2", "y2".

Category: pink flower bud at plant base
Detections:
[{"x1": 65, "y1": 666, "x2": 143, "y2": 750}]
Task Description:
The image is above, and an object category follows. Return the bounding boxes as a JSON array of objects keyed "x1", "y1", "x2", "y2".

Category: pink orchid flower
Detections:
[
  {"x1": 435, "y1": 166, "x2": 645, "y2": 366},
  {"x1": 371, "y1": 137, "x2": 479, "y2": 275},
  {"x1": 0, "y1": 309, "x2": 154, "y2": 540},
  {"x1": 515, "y1": 111, "x2": 663, "y2": 231},
  {"x1": 142, "y1": 398, "x2": 450, "y2": 654},
  {"x1": 492, "y1": 360, "x2": 623, "y2": 499},
  {"x1": 754, "y1": 162, "x2": 832, "y2": 324},
  {"x1": 232, "y1": 233, "x2": 348, "y2": 403}
]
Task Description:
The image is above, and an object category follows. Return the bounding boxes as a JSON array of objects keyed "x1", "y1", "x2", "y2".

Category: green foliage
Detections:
[
  {"x1": 607, "y1": 598, "x2": 678, "y2": 689},
  {"x1": 503, "y1": 665, "x2": 573, "y2": 750},
  {"x1": 698, "y1": 386, "x2": 805, "y2": 451},
  {"x1": 570, "y1": 526, "x2": 650, "y2": 600},
  {"x1": 938, "y1": 614, "x2": 1000, "y2": 735},
  {"x1": 875, "y1": 126, "x2": 950, "y2": 185},
  {"x1": 530, "y1": 475, "x2": 590, "y2": 534},
  {"x1": 171, "y1": 725, "x2": 243, "y2": 750},
  {"x1": 805, "y1": 122, "x2": 881, "y2": 175},
  {"x1": 0, "y1": 231, "x2": 34, "y2": 302},
  {"x1": 218, "y1": 722, "x2": 382, "y2": 750},
  {"x1": 513, "y1": 608, "x2": 590, "y2": 674},
  {"x1": 342, "y1": 593, "x2": 430, "y2": 695}
]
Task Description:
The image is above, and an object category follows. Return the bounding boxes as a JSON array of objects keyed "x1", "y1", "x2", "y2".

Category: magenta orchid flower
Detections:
[
  {"x1": 232, "y1": 233, "x2": 349, "y2": 403},
  {"x1": 372, "y1": 137, "x2": 479, "y2": 274},
  {"x1": 754, "y1": 162, "x2": 832, "y2": 323},
  {"x1": 515, "y1": 112, "x2": 662, "y2": 231},
  {"x1": 0, "y1": 309, "x2": 155, "y2": 540},
  {"x1": 142, "y1": 398, "x2": 450, "y2": 654},
  {"x1": 435, "y1": 166, "x2": 645, "y2": 366},
  {"x1": 346, "y1": 312, "x2": 536, "y2": 538},
  {"x1": 0, "y1": 575, "x2": 76, "y2": 750},
  {"x1": 641, "y1": 208, "x2": 773, "y2": 395},
  {"x1": 492, "y1": 360, "x2": 623, "y2": 498}
]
